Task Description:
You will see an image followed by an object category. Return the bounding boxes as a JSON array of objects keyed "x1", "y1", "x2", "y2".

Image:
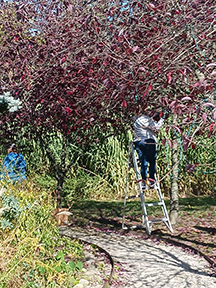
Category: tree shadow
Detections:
[
  {"x1": 179, "y1": 195, "x2": 216, "y2": 210},
  {"x1": 150, "y1": 228, "x2": 216, "y2": 249},
  {"x1": 88, "y1": 216, "x2": 122, "y2": 228},
  {"x1": 68, "y1": 199, "x2": 148, "y2": 235},
  {"x1": 194, "y1": 226, "x2": 216, "y2": 235}
]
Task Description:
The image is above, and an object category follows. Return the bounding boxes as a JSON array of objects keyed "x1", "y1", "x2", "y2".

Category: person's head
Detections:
[
  {"x1": 134, "y1": 104, "x2": 145, "y2": 117},
  {"x1": 152, "y1": 112, "x2": 160, "y2": 122},
  {"x1": 147, "y1": 110, "x2": 160, "y2": 121},
  {"x1": 7, "y1": 143, "x2": 18, "y2": 154}
]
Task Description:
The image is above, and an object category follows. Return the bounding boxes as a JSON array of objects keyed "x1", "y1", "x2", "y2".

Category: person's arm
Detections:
[
  {"x1": 2, "y1": 155, "x2": 10, "y2": 171},
  {"x1": 148, "y1": 118, "x2": 164, "y2": 131},
  {"x1": 16, "y1": 154, "x2": 26, "y2": 170}
]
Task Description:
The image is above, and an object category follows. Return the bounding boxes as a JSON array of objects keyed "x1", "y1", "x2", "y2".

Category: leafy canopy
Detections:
[{"x1": 0, "y1": 0, "x2": 215, "y2": 145}]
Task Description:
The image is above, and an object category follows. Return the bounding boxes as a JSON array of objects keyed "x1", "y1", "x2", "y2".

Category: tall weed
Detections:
[{"x1": 6, "y1": 130, "x2": 215, "y2": 202}]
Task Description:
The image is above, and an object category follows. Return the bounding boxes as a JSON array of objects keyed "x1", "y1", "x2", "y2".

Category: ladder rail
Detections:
[
  {"x1": 154, "y1": 175, "x2": 173, "y2": 233},
  {"x1": 122, "y1": 142, "x2": 133, "y2": 229},
  {"x1": 131, "y1": 142, "x2": 151, "y2": 234}
]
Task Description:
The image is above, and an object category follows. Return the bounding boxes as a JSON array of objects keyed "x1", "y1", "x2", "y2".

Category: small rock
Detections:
[
  {"x1": 79, "y1": 279, "x2": 89, "y2": 285},
  {"x1": 73, "y1": 279, "x2": 89, "y2": 288},
  {"x1": 73, "y1": 284, "x2": 83, "y2": 288}
]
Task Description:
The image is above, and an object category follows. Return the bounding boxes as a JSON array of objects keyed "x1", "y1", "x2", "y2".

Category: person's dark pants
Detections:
[{"x1": 134, "y1": 139, "x2": 157, "y2": 182}]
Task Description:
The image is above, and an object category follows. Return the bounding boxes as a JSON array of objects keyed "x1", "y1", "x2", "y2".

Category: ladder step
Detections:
[
  {"x1": 145, "y1": 202, "x2": 163, "y2": 207},
  {"x1": 125, "y1": 194, "x2": 140, "y2": 199},
  {"x1": 148, "y1": 217, "x2": 168, "y2": 224}
]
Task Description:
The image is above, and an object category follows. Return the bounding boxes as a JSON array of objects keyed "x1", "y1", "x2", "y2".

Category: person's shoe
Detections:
[
  {"x1": 149, "y1": 180, "x2": 156, "y2": 189},
  {"x1": 141, "y1": 180, "x2": 147, "y2": 190},
  {"x1": 142, "y1": 183, "x2": 147, "y2": 190}
]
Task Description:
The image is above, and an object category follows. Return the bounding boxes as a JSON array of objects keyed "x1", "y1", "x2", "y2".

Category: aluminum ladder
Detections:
[{"x1": 122, "y1": 141, "x2": 173, "y2": 235}]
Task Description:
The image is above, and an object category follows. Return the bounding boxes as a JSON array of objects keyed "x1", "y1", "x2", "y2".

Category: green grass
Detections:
[{"x1": 179, "y1": 196, "x2": 216, "y2": 212}]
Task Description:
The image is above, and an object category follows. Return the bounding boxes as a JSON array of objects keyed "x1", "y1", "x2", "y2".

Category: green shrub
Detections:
[{"x1": 0, "y1": 182, "x2": 84, "y2": 288}]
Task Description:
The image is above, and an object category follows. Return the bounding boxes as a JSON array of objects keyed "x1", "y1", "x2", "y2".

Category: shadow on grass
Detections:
[
  {"x1": 69, "y1": 199, "x2": 143, "y2": 230},
  {"x1": 179, "y1": 195, "x2": 216, "y2": 210},
  {"x1": 89, "y1": 217, "x2": 122, "y2": 228},
  {"x1": 152, "y1": 228, "x2": 216, "y2": 248},
  {"x1": 194, "y1": 226, "x2": 216, "y2": 235},
  {"x1": 69, "y1": 195, "x2": 216, "y2": 231}
]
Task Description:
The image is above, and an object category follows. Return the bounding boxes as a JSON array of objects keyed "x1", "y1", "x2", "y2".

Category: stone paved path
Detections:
[{"x1": 59, "y1": 227, "x2": 216, "y2": 288}]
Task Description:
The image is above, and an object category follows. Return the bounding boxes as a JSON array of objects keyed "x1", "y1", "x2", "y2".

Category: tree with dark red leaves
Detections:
[{"x1": 0, "y1": 1, "x2": 215, "y2": 214}]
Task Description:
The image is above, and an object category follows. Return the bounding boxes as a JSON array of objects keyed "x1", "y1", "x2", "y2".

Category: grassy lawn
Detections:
[{"x1": 68, "y1": 195, "x2": 216, "y2": 266}]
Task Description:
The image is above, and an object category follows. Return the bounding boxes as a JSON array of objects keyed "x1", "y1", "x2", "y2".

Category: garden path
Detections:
[{"x1": 59, "y1": 227, "x2": 215, "y2": 288}]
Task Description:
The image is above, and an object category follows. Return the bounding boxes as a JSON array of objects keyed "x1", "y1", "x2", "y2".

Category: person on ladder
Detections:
[{"x1": 133, "y1": 107, "x2": 168, "y2": 189}]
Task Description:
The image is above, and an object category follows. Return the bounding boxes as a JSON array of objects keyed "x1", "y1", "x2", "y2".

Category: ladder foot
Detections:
[{"x1": 122, "y1": 226, "x2": 128, "y2": 230}]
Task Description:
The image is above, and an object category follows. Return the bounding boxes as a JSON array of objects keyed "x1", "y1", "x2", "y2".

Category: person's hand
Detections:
[{"x1": 162, "y1": 107, "x2": 169, "y2": 119}]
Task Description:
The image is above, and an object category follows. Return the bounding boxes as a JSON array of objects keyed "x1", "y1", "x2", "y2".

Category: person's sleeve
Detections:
[
  {"x1": 19, "y1": 155, "x2": 26, "y2": 170},
  {"x1": 133, "y1": 115, "x2": 138, "y2": 122},
  {"x1": 2, "y1": 156, "x2": 10, "y2": 170},
  {"x1": 148, "y1": 118, "x2": 164, "y2": 131},
  {"x1": 1, "y1": 155, "x2": 12, "y2": 178}
]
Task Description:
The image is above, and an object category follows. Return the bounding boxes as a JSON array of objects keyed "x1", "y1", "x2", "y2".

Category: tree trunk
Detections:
[
  {"x1": 56, "y1": 173, "x2": 64, "y2": 208},
  {"x1": 56, "y1": 135, "x2": 67, "y2": 208},
  {"x1": 169, "y1": 114, "x2": 179, "y2": 225}
]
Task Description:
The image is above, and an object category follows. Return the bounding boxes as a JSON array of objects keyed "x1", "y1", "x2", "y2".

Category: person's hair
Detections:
[
  {"x1": 148, "y1": 110, "x2": 159, "y2": 120},
  {"x1": 152, "y1": 112, "x2": 160, "y2": 121},
  {"x1": 7, "y1": 143, "x2": 18, "y2": 153}
]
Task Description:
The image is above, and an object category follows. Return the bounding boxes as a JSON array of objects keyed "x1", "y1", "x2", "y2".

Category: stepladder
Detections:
[{"x1": 122, "y1": 141, "x2": 173, "y2": 235}]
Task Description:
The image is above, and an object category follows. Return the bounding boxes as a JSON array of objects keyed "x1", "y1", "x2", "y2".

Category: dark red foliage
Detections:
[{"x1": 0, "y1": 0, "x2": 215, "y2": 145}]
